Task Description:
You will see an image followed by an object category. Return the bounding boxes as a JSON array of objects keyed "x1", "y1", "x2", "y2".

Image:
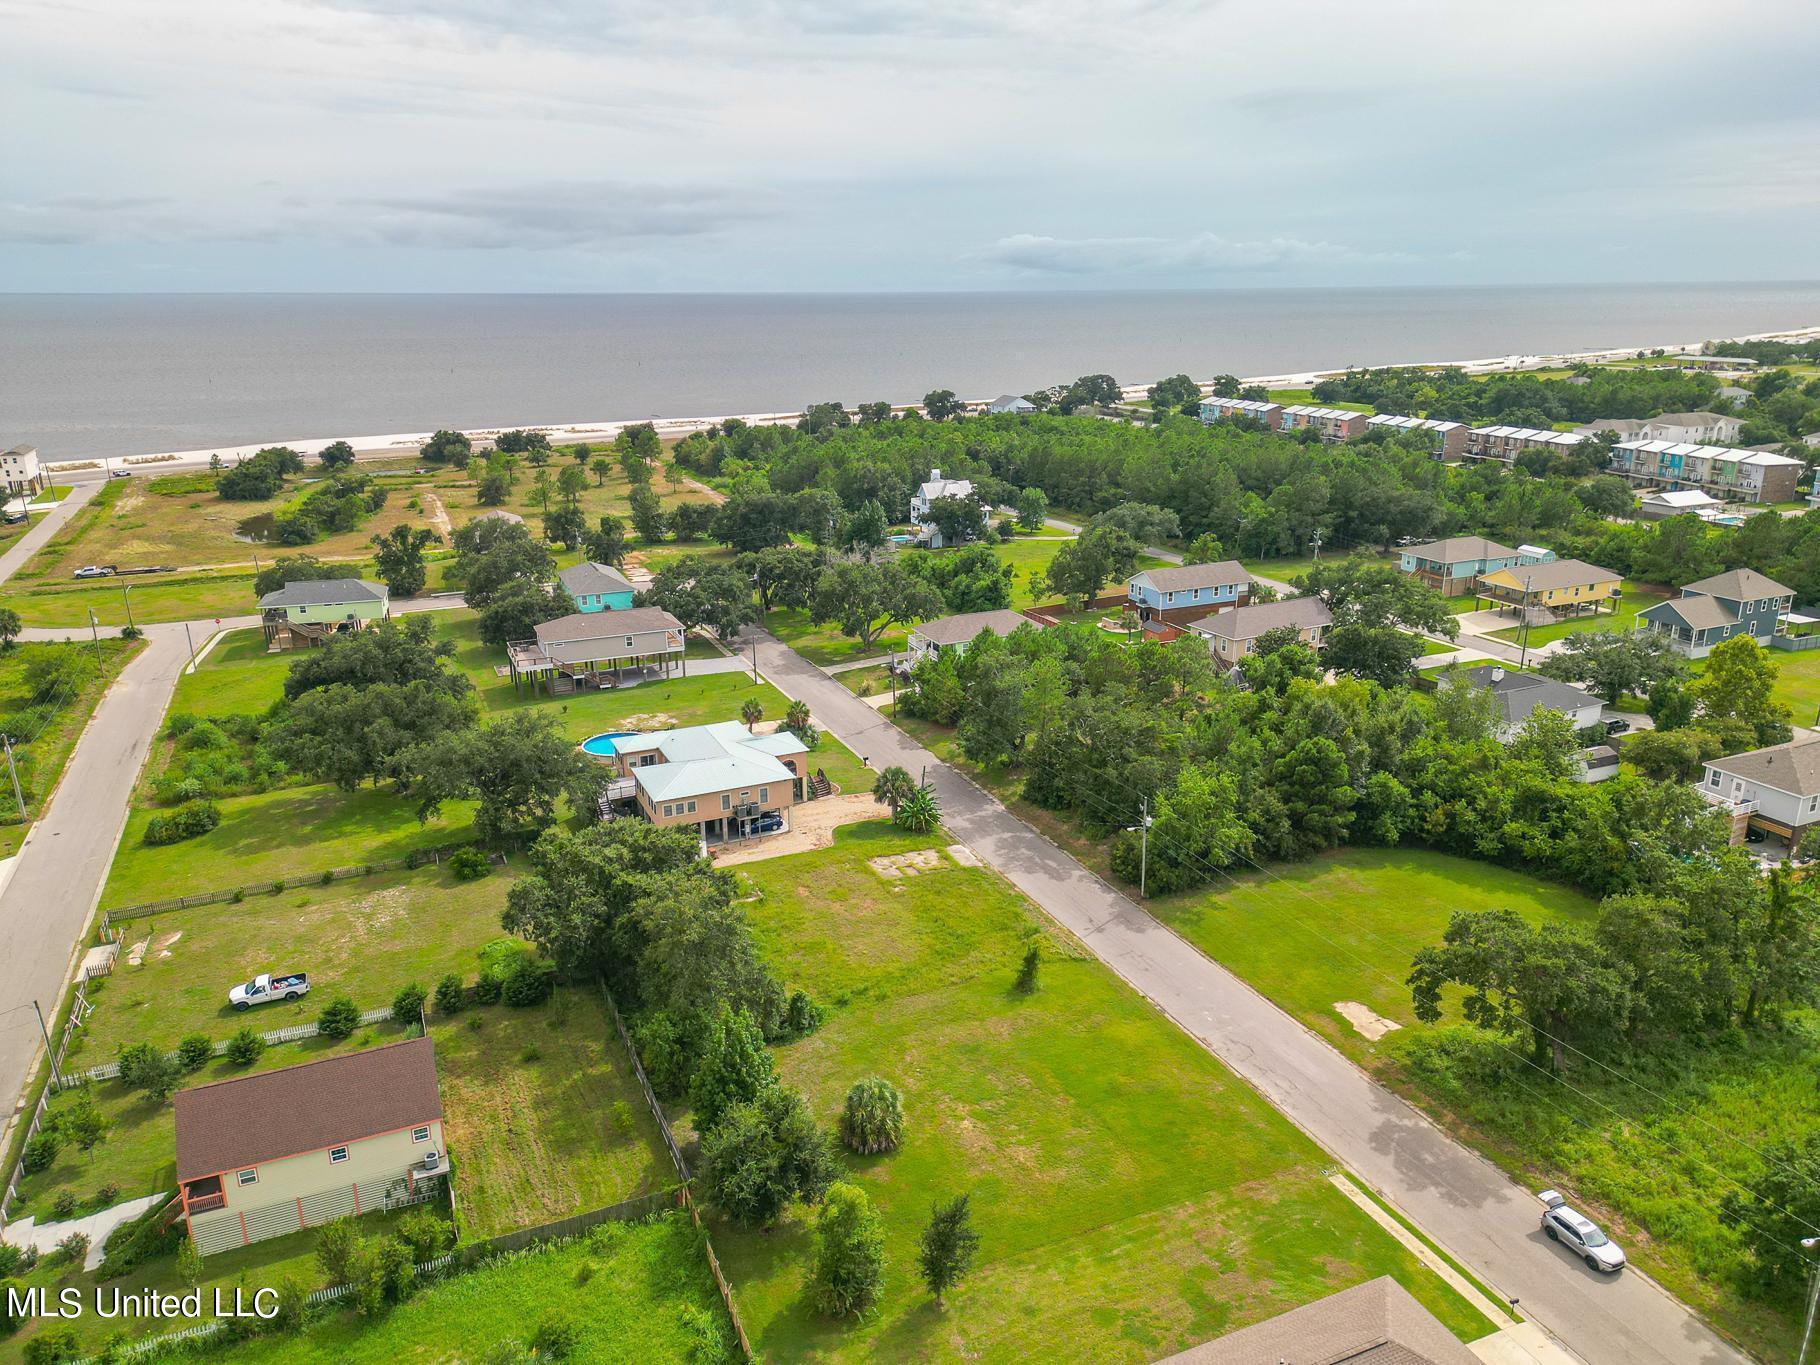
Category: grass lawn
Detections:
[
  {"x1": 1487, "y1": 579, "x2": 1672, "y2": 647},
  {"x1": 711, "y1": 823, "x2": 1492, "y2": 1361},
  {"x1": 1146, "y1": 847, "x2": 1600, "y2": 1065},
  {"x1": 222, "y1": 1214, "x2": 736, "y2": 1365},
  {"x1": 176, "y1": 626, "x2": 290, "y2": 716},
  {"x1": 13, "y1": 1023, "x2": 413, "y2": 1224},
  {"x1": 1147, "y1": 844, "x2": 1813, "y2": 1361},
  {"x1": 0, "y1": 637, "x2": 142, "y2": 858},
  {"x1": 0, "y1": 570, "x2": 270, "y2": 629},
  {"x1": 765, "y1": 607, "x2": 908, "y2": 667},
  {"x1": 837, "y1": 663, "x2": 896, "y2": 696},
  {"x1": 77, "y1": 865, "x2": 516, "y2": 1059},
  {"x1": 100, "y1": 783, "x2": 479, "y2": 910},
  {"x1": 1764, "y1": 648, "x2": 1820, "y2": 724},
  {"x1": 433, "y1": 989, "x2": 674, "y2": 1240}
]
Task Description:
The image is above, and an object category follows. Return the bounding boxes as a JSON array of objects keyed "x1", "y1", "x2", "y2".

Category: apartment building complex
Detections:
[
  {"x1": 1608, "y1": 440, "x2": 1804, "y2": 504},
  {"x1": 1198, "y1": 397, "x2": 1282, "y2": 427},
  {"x1": 1364, "y1": 414, "x2": 1468, "y2": 458},
  {"x1": 1463, "y1": 426, "x2": 1590, "y2": 464}
]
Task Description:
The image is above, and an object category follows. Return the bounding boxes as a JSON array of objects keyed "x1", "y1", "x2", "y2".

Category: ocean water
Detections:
[{"x1": 4, "y1": 284, "x2": 1819, "y2": 460}]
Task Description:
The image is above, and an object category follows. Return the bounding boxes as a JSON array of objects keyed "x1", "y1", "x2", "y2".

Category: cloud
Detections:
[{"x1": 976, "y1": 231, "x2": 1415, "y2": 276}]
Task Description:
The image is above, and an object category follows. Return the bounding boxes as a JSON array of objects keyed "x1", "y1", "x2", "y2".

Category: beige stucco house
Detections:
[{"x1": 176, "y1": 1038, "x2": 446, "y2": 1255}]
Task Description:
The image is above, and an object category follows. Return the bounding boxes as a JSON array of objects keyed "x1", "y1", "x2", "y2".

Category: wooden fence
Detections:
[
  {"x1": 100, "y1": 844, "x2": 499, "y2": 930},
  {"x1": 0, "y1": 976, "x2": 91, "y2": 1224}
]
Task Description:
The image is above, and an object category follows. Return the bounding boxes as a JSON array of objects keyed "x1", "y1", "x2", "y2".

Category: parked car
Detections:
[
  {"x1": 748, "y1": 812, "x2": 786, "y2": 835},
  {"x1": 73, "y1": 565, "x2": 116, "y2": 579},
  {"x1": 1539, "y1": 1190, "x2": 1625, "y2": 1271},
  {"x1": 228, "y1": 972, "x2": 310, "y2": 1010},
  {"x1": 1603, "y1": 718, "x2": 1629, "y2": 736},
  {"x1": 109, "y1": 468, "x2": 133, "y2": 478}
]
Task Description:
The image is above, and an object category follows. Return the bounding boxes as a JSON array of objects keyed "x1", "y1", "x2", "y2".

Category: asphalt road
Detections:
[{"x1": 746, "y1": 629, "x2": 1747, "y2": 1365}]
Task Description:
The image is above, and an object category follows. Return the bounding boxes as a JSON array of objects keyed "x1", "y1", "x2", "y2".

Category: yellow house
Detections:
[
  {"x1": 175, "y1": 1038, "x2": 446, "y2": 1255},
  {"x1": 1475, "y1": 559, "x2": 1622, "y2": 616}
]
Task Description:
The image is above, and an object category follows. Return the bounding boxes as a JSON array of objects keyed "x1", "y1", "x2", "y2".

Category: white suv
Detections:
[{"x1": 1540, "y1": 1190, "x2": 1626, "y2": 1272}]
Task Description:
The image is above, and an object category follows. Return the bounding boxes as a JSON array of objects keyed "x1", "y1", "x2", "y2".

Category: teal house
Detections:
[{"x1": 558, "y1": 561, "x2": 637, "y2": 613}]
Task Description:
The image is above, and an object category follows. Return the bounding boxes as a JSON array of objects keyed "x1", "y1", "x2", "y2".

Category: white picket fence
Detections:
[{"x1": 61, "y1": 1008, "x2": 393, "y2": 1087}]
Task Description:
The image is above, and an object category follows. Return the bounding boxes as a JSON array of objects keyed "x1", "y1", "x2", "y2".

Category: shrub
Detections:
[
  {"x1": 392, "y1": 983, "x2": 428, "y2": 1028},
  {"x1": 395, "y1": 1209, "x2": 451, "y2": 1263},
  {"x1": 472, "y1": 970, "x2": 503, "y2": 1006},
  {"x1": 225, "y1": 1026, "x2": 266, "y2": 1066},
  {"x1": 838, "y1": 1077, "x2": 904, "y2": 1155},
  {"x1": 22, "y1": 1325, "x2": 81, "y2": 1363},
  {"x1": 22, "y1": 1132, "x2": 60, "y2": 1174},
  {"x1": 267, "y1": 1275, "x2": 309, "y2": 1334},
  {"x1": 812, "y1": 1182, "x2": 885, "y2": 1318},
  {"x1": 176, "y1": 1033, "x2": 214, "y2": 1072},
  {"x1": 59, "y1": 1096, "x2": 108, "y2": 1151},
  {"x1": 96, "y1": 1196, "x2": 183, "y2": 1279},
  {"x1": 1014, "y1": 944, "x2": 1041, "y2": 995},
  {"x1": 0, "y1": 1244, "x2": 21, "y2": 1276},
  {"x1": 0, "y1": 1276, "x2": 24, "y2": 1334},
  {"x1": 782, "y1": 990, "x2": 824, "y2": 1039},
  {"x1": 449, "y1": 846, "x2": 491, "y2": 881},
  {"x1": 175, "y1": 1236, "x2": 204, "y2": 1288},
  {"x1": 316, "y1": 996, "x2": 361, "y2": 1039},
  {"x1": 376, "y1": 1235, "x2": 416, "y2": 1304},
  {"x1": 96, "y1": 1182, "x2": 119, "y2": 1204},
  {"x1": 52, "y1": 1191, "x2": 78, "y2": 1219},
  {"x1": 314, "y1": 1219, "x2": 358, "y2": 1285},
  {"x1": 433, "y1": 973, "x2": 465, "y2": 1015},
  {"x1": 633, "y1": 1009, "x2": 698, "y2": 1098},
  {"x1": 501, "y1": 956, "x2": 555, "y2": 1007},
  {"x1": 519, "y1": 1044, "x2": 542, "y2": 1064},
  {"x1": 530, "y1": 1314, "x2": 581, "y2": 1360},
  {"x1": 143, "y1": 800, "x2": 220, "y2": 846},
  {"x1": 54, "y1": 1231, "x2": 89, "y2": 1265},
  {"x1": 164, "y1": 712, "x2": 200, "y2": 738}
]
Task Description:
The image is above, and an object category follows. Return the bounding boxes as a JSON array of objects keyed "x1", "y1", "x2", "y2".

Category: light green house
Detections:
[{"x1": 258, "y1": 578, "x2": 390, "y2": 651}]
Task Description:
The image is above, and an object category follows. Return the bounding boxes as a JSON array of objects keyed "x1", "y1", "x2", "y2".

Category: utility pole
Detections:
[
  {"x1": 750, "y1": 639, "x2": 759, "y2": 684},
  {"x1": 1518, "y1": 573, "x2": 1535, "y2": 669},
  {"x1": 1309, "y1": 532, "x2": 1323, "y2": 563},
  {"x1": 1129, "y1": 794, "x2": 1152, "y2": 898},
  {"x1": 122, "y1": 582, "x2": 135, "y2": 632},
  {"x1": 87, "y1": 608, "x2": 103, "y2": 669},
  {"x1": 33, "y1": 999, "x2": 62, "y2": 1090},
  {"x1": 1798, "y1": 1237, "x2": 1819, "y2": 1365},
  {"x1": 888, "y1": 651, "x2": 897, "y2": 710},
  {"x1": 2, "y1": 736, "x2": 26, "y2": 821},
  {"x1": 183, "y1": 619, "x2": 197, "y2": 672}
]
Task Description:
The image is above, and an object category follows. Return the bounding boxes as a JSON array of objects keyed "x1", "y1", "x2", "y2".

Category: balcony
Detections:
[
  {"x1": 1698, "y1": 786, "x2": 1756, "y2": 817},
  {"x1": 183, "y1": 1177, "x2": 226, "y2": 1214}
]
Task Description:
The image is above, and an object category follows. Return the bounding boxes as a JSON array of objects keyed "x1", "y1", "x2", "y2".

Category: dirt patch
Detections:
[
  {"x1": 153, "y1": 931, "x2": 183, "y2": 960},
  {"x1": 713, "y1": 794, "x2": 880, "y2": 866},
  {"x1": 420, "y1": 490, "x2": 455, "y2": 540},
  {"x1": 125, "y1": 937, "x2": 150, "y2": 968},
  {"x1": 612, "y1": 712, "x2": 678, "y2": 731},
  {"x1": 868, "y1": 848, "x2": 946, "y2": 879},
  {"x1": 1334, "y1": 1001, "x2": 1401, "y2": 1041}
]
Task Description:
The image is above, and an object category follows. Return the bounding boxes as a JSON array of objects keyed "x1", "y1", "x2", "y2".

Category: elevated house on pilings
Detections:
[
  {"x1": 257, "y1": 578, "x2": 390, "y2": 651},
  {"x1": 506, "y1": 606, "x2": 688, "y2": 696}
]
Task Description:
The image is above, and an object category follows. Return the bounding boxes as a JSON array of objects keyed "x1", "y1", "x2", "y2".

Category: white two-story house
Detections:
[
  {"x1": 1699, "y1": 735, "x2": 1820, "y2": 855},
  {"x1": 909, "y1": 469, "x2": 986, "y2": 547}
]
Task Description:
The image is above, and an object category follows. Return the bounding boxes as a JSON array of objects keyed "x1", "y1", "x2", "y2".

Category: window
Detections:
[
  {"x1": 1165, "y1": 591, "x2": 1174, "y2": 603},
  {"x1": 237, "y1": 1169, "x2": 258, "y2": 1186},
  {"x1": 662, "y1": 804, "x2": 672, "y2": 817},
  {"x1": 412, "y1": 1126, "x2": 431, "y2": 1143},
  {"x1": 329, "y1": 1147, "x2": 349, "y2": 1164},
  {"x1": 721, "y1": 794, "x2": 731, "y2": 811},
  {"x1": 624, "y1": 636, "x2": 634, "y2": 648},
  {"x1": 1708, "y1": 770, "x2": 1720, "y2": 787},
  {"x1": 759, "y1": 787, "x2": 769, "y2": 803},
  {"x1": 686, "y1": 800, "x2": 697, "y2": 814}
]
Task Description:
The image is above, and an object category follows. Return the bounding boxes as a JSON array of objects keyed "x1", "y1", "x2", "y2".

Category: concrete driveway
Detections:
[{"x1": 744, "y1": 627, "x2": 1746, "y2": 1365}]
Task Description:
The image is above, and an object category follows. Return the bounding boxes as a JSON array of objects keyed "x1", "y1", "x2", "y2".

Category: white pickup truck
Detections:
[{"x1": 228, "y1": 972, "x2": 310, "y2": 1010}]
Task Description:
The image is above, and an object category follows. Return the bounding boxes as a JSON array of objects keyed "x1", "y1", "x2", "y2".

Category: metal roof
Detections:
[
  {"x1": 1205, "y1": 397, "x2": 1280, "y2": 414},
  {"x1": 256, "y1": 578, "x2": 388, "y2": 609},
  {"x1": 1367, "y1": 414, "x2": 1464, "y2": 433},
  {"x1": 1281, "y1": 404, "x2": 1363, "y2": 421},
  {"x1": 620, "y1": 721, "x2": 806, "y2": 804},
  {"x1": 557, "y1": 561, "x2": 634, "y2": 598}
]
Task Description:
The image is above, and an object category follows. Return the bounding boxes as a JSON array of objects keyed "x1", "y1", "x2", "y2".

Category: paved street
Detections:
[
  {"x1": 0, "y1": 482, "x2": 99, "y2": 589},
  {"x1": 747, "y1": 628, "x2": 1745, "y2": 1365}
]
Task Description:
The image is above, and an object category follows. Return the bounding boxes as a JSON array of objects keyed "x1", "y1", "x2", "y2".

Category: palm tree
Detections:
[
  {"x1": 871, "y1": 766, "x2": 916, "y2": 816},
  {"x1": 785, "y1": 699, "x2": 813, "y2": 735},
  {"x1": 740, "y1": 699, "x2": 764, "y2": 732},
  {"x1": 895, "y1": 784, "x2": 941, "y2": 834}
]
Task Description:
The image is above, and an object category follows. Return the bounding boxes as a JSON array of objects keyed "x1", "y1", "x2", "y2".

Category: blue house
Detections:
[
  {"x1": 1127, "y1": 562, "x2": 1253, "y2": 624},
  {"x1": 1638, "y1": 568, "x2": 1795, "y2": 658},
  {"x1": 1398, "y1": 536, "x2": 1551, "y2": 597},
  {"x1": 558, "y1": 562, "x2": 637, "y2": 614}
]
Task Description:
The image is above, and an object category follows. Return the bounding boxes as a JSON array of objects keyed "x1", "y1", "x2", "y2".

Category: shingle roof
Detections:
[
  {"x1": 534, "y1": 606, "x2": 684, "y2": 644},
  {"x1": 1706, "y1": 736, "x2": 1820, "y2": 798},
  {"x1": 1133, "y1": 561, "x2": 1252, "y2": 593},
  {"x1": 1641, "y1": 596, "x2": 1737, "y2": 630},
  {"x1": 557, "y1": 561, "x2": 634, "y2": 598},
  {"x1": 1403, "y1": 536, "x2": 1518, "y2": 563},
  {"x1": 1648, "y1": 411, "x2": 1730, "y2": 426},
  {"x1": 912, "y1": 609, "x2": 1037, "y2": 647},
  {"x1": 1480, "y1": 558, "x2": 1618, "y2": 593},
  {"x1": 174, "y1": 1038, "x2": 441, "y2": 1182},
  {"x1": 1455, "y1": 665, "x2": 1601, "y2": 725},
  {"x1": 1192, "y1": 596, "x2": 1331, "y2": 641},
  {"x1": 256, "y1": 578, "x2": 388, "y2": 610},
  {"x1": 1681, "y1": 568, "x2": 1794, "y2": 602},
  {"x1": 1156, "y1": 1277, "x2": 1479, "y2": 1365}
]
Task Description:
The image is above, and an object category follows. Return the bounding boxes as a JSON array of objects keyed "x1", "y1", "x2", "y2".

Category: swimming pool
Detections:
[{"x1": 580, "y1": 731, "x2": 639, "y2": 757}]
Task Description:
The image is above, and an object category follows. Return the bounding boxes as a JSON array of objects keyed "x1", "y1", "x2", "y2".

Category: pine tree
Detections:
[{"x1": 917, "y1": 1194, "x2": 979, "y2": 1305}]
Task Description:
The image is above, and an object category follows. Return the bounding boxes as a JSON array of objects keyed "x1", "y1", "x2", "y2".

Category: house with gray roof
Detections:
[
  {"x1": 1397, "y1": 536, "x2": 1544, "y2": 597},
  {"x1": 1638, "y1": 568, "x2": 1795, "y2": 658},
  {"x1": 906, "y1": 608, "x2": 1040, "y2": 666},
  {"x1": 1127, "y1": 562, "x2": 1253, "y2": 624},
  {"x1": 1451, "y1": 664, "x2": 1604, "y2": 740},
  {"x1": 256, "y1": 578, "x2": 390, "y2": 651},
  {"x1": 1186, "y1": 596, "x2": 1332, "y2": 669},
  {"x1": 1699, "y1": 735, "x2": 1820, "y2": 855},
  {"x1": 983, "y1": 393, "x2": 1036, "y2": 415},
  {"x1": 557, "y1": 561, "x2": 636, "y2": 613},
  {"x1": 505, "y1": 605, "x2": 687, "y2": 695},
  {"x1": 1158, "y1": 1276, "x2": 1479, "y2": 1365}
]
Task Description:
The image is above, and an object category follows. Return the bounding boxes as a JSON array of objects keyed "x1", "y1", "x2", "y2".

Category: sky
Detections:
[{"x1": 3, "y1": 0, "x2": 1818, "y2": 293}]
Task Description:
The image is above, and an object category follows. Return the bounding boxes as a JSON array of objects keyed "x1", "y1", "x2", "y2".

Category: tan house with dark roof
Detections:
[
  {"x1": 175, "y1": 1038, "x2": 446, "y2": 1255},
  {"x1": 1187, "y1": 596, "x2": 1332, "y2": 668}
]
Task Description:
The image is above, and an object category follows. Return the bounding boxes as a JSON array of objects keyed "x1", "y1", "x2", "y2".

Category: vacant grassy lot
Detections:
[
  {"x1": 1147, "y1": 847, "x2": 1600, "y2": 1065},
  {"x1": 100, "y1": 783, "x2": 478, "y2": 909},
  {"x1": 80, "y1": 865, "x2": 514, "y2": 1057},
  {"x1": 13, "y1": 1023, "x2": 413, "y2": 1224},
  {"x1": 1147, "y1": 844, "x2": 1812, "y2": 1361},
  {"x1": 765, "y1": 607, "x2": 909, "y2": 666},
  {"x1": 712, "y1": 823, "x2": 1491, "y2": 1361},
  {"x1": 434, "y1": 989, "x2": 674, "y2": 1240},
  {"x1": 223, "y1": 1214, "x2": 737, "y2": 1365},
  {"x1": 0, "y1": 569, "x2": 269, "y2": 628},
  {"x1": 1684, "y1": 646, "x2": 1820, "y2": 727},
  {"x1": 175, "y1": 626, "x2": 290, "y2": 715},
  {"x1": 0, "y1": 636, "x2": 141, "y2": 857},
  {"x1": 1487, "y1": 578, "x2": 1672, "y2": 647}
]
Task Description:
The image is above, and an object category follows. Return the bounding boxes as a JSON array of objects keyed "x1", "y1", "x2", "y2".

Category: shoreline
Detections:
[{"x1": 43, "y1": 322, "x2": 1820, "y2": 477}]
